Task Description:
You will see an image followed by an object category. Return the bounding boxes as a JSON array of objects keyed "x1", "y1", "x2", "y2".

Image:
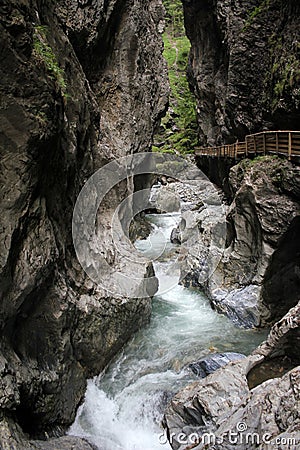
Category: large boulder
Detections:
[
  {"x1": 189, "y1": 352, "x2": 246, "y2": 378},
  {"x1": 183, "y1": 157, "x2": 300, "y2": 328}
]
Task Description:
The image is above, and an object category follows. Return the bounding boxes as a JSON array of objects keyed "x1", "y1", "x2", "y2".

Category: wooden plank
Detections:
[
  {"x1": 288, "y1": 132, "x2": 292, "y2": 161},
  {"x1": 253, "y1": 135, "x2": 257, "y2": 154},
  {"x1": 263, "y1": 133, "x2": 266, "y2": 155}
]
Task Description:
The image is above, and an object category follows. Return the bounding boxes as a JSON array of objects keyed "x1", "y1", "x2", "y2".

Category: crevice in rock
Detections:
[
  {"x1": 69, "y1": 0, "x2": 127, "y2": 82},
  {"x1": 247, "y1": 355, "x2": 297, "y2": 389},
  {"x1": 247, "y1": 325, "x2": 300, "y2": 389},
  {"x1": 262, "y1": 216, "x2": 300, "y2": 323}
]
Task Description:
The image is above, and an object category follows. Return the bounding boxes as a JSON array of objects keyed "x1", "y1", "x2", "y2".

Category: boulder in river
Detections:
[{"x1": 189, "y1": 352, "x2": 246, "y2": 378}]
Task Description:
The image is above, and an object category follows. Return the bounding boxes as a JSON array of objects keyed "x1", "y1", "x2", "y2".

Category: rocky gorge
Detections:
[{"x1": 0, "y1": 0, "x2": 299, "y2": 449}]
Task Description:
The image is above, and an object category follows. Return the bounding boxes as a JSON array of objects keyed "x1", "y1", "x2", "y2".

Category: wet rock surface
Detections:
[
  {"x1": 0, "y1": 414, "x2": 97, "y2": 450},
  {"x1": 189, "y1": 352, "x2": 246, "y2": 378},
  {"x1": 0, "y1": 0, "x2": 168, "y2": 446},
  {"x1": 163, "y1": 301, "x2": 300, "y2": 450}
]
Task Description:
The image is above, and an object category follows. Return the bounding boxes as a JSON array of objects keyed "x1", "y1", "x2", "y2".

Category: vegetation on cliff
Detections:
[
  {"x1": 152, "y1": 0, "x2": 198, "y2": 154},
  {"x1": 242, "y1": 0, "x2": 300, "y2": 115},
  {"x1": 33, "y1": 25, "x2": 68, "y2": 97}
]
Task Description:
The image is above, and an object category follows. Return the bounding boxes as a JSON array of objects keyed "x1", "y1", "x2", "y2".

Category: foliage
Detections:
[
  {"x1": 242, "y1": 0, "x2": 270, "y2": 31},
  {"x1": 248, "y1": 154, "x2": 279, "y2": 165},
  {"x1": 242, "y1": 155, "x2": 288, "y2": 185},
  {"x1": 153, "y1": 1, "x2": 198, "y2": 155},
  {"x1": 266, "y1": 34, "x2": 300, "y2": 111},
  {"x1": 236, "y1": 155, "x2": 281, "y2": 183},
  {"x1": 163, "y1": 0, "x2": 185, "y2": 37},
  {"x1": 33, "y1": 26, "x2": 67, "y2": 96}
]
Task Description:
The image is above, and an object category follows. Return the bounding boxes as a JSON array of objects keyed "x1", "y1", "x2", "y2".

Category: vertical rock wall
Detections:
[
  {"x1": 185, "y1": 156, "x2": 300, "y2": 328},
  {"x1": 182, "y1": 0, "x2": 300, "y2": 326},
  {"x1": 0, "y1": 0, "x2": 168, "y2": 445},
  {"x1": 182, "y1": 0, "x2": 300, "y2": 145}
]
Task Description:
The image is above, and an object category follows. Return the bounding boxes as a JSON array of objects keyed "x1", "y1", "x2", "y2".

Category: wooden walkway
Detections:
[{"x1": 195, "y1": 131, "x2": 300, "y2": 161}]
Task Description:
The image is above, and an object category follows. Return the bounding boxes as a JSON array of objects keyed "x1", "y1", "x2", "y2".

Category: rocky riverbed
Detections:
[
  {"x1": 163, "y1": 301, "x2": 300, "y2": 450},
  {"x1": 144, "y1": 168, "x2": 300, "y2": 450}
]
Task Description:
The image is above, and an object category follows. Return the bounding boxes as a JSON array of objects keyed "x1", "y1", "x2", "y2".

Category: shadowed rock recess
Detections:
[{"x1": 0, "y1": 0, "x2": 168, "y2": 447}]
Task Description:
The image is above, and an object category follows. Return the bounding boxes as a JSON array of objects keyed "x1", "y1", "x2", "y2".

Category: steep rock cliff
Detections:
[
  {"x1": 184, "y1": 156, "x2": 300, "y2": 327},
  {"x1": 0, "y1": 0, "x2": 168, "y2": 446},
  {"x1": 182, "y1": 0, "x2": 300, "y2": 145},
  {"x1": 211, "y1": 156, "x2": 300, "y2": 326}
]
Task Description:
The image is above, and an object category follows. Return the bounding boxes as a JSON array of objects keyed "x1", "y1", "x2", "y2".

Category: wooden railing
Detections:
[{"x1": 194, "y1": 131, "x2": 300, "y2": 161}]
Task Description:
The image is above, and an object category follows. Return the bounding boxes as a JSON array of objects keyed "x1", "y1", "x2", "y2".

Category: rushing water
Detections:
[{"x1": 69, "y1": 213, "x2": 268, "y2": 450}]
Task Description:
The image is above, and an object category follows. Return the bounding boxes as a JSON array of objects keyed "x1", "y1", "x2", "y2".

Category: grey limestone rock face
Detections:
[
  {"x1": 182, "y1": 0, "x2": 300, "y2": 146},
  {"x1": 185, "y1": 0, "x2": 300, "y2": 327},
  {"x1": 183, "y1": 157, "x2": 300, "y2": 327},
  {"x1": 0, "y1": 0, "x2": 168, "y2": 445}
]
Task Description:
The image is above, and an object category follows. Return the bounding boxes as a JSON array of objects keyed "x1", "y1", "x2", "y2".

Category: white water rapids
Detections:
[{"x1": 69, "y1": 213, "x2": 267, "y2": 450}]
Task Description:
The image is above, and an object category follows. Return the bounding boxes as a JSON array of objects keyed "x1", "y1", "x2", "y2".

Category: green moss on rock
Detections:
[{"x1": 33, "y1": 26, "x2": 67, "y2": 96}]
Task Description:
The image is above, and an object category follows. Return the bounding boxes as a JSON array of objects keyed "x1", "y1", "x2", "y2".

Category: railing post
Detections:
[
  {"x1": 194, "y1": 131, "x2": 297, "y2": 161},
  {"x1": 288, "y1": 132, "x2": 292, "y2": 161}
]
